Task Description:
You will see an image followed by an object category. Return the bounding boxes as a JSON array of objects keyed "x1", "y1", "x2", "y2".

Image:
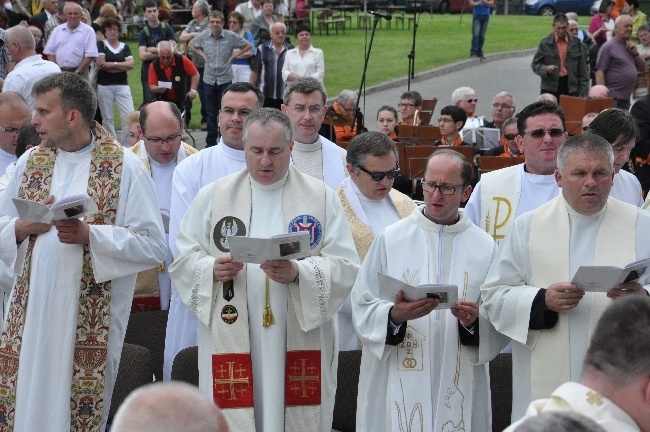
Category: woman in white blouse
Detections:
[{"x1": 281, "y1": 24, "x2": 325, "y2": 85}]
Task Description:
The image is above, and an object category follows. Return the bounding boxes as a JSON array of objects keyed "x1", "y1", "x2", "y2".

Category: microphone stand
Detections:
[
  {"x1": 407, "y1": 6, "x2": 420, "y2": 90},
  {"x1": 351, "y1": 14, "x2": 385, "y2": 133}
]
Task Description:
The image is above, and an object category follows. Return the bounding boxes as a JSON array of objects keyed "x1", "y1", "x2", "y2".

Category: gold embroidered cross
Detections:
[
  {"x1": 288, "y1": 358, "x2": 320, "y2": 398},
  {"x1": 586, "y1": 390, "x2": 604, "y2": 406},
  {"x1": 213, "y1": 361, "x2": 250, "y2": 401}
]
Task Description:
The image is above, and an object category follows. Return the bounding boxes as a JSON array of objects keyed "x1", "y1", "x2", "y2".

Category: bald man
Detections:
[
  {"x1": 0, "y1": 92, "x2": 31, "y2": 177},
  {"x1": 111, "y1": 382, "x2": 229, "y2": 432}
]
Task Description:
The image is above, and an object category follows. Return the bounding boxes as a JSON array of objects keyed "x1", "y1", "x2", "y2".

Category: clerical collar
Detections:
[
  {"x1": 565, "y1": 199, "x2": 607, "y2": 219},
  {"x1": 149, "y1": 156, "x2": 177, "y2": 169},
  {"x1": 351, "y1": 179, "x2": 389, "y2": 203},
  {"x1": 293, "y1": 138, "x2": 322, "y2": 152}
]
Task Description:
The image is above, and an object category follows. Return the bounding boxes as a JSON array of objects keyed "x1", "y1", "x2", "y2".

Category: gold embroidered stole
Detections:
[
  {"x1": 0, "y1": 125, "x2": 123, "y2": 432},
  {"x1": 479, "y1": 164, "x2": 522, "y2": 242},
  {"x1": 527, "y1": 197, "x2": 636, "y2": 402},
  {"x1": 128, "y1": 141, "x2": 197, "y2": 312},
  {"x1": 337, "y1": 183, "x2": 415, "y2": 262},
  {"x1": 207, "y1": 167, "x2": 326, "y2": 431}
]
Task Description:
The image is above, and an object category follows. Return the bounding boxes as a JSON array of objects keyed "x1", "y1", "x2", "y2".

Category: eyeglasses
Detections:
[
  {"x1": 582, "y1": 126, "x2": 590, "y2": 131},
  {"x1": 356, "y1": 165, "x2": 400, "y2": 181},
  {"x1": 492, "y1": 103, "x2": 514, "y2": 110},
  {"x1": 422, "y1": 182, "x2": 465, "y2": 195},
  {"x1": 438, "y1": 117, "x2": 454, "y2": 124},
  {"x1": 523, "y1": 128, "x2": 565, "y2": 139},
  {"x1": 398, "y1": 103, "x2": 417, "y2": 108},
  {"x1": 503, "y1": 133, "x2": 517, "y2": 140},
  {"x1": 288, "y1": 105, "x2": 323, "y2": 114},
  {"x1": 143, "y1": 132, "x2": 182, "y2": 145},
  {"x1": 0, "y1": 125, "x2": 19, "y2": 134},
  {"x1": 465, "y1": 98, "x2": 478, "y2": 103},
  {"x1": 221, "y1": 107, "x2": 253, "y2": 117}
]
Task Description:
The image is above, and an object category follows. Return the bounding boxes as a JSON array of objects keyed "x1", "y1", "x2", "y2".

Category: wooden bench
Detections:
[{"x1": 317, "y1": 9, "x2": 345, "y2": 36}]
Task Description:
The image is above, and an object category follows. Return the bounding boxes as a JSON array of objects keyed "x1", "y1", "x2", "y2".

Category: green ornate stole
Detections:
[{"x1": 0, "y1": 125, "x2": 123, "y2": 432}]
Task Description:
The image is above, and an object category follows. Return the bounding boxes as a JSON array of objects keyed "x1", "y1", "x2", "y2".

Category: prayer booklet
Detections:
[
  {"x1": 228, "y1": 231, "x2": 310, "y2": 264},
  {"x1": 378, "y1": 272, "x2": 458, "y2": 309},
  {"x1": 12, "y1": 193, "x2": 98, "y2": 223},
  {"x1": 571, "y1": 257, "x2": 650, "y2": 292}
]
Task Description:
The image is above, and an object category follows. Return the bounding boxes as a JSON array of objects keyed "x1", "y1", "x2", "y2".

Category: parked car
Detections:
[
  {"x1": 405, "y1": 0, "x2": 466, "y2": 13},
  {"x1": 524, "y1": 0, "x2": 597, "y2": 15}
]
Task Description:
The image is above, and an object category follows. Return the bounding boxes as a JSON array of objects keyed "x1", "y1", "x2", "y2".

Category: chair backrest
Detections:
[
  {"x1": 490, "y1": 352, "x2": 513, "y2": 432},
  {"x1": 171, "y1": 346, "x2": 199, "y2": 386},
  {"x1": 479, "y1": 156, "x2": 525, "y2": 174},
  {"x1": 396, "y1": 125, "x2": 441, "y2": 146},
  {"x1": 332, "y1": 350, "x2": 362, "y2": 432},
  {"x1": 558, "y1": 95, "x2": 614, "y2": 136},
  {"x1": 404, "y1": 145, "x2": 475, "y2": 179},
  {"x1": 108, "y1": 343, "x2": 154, "y2": 424},
  {"x1": 124, "y1": 310, "x2": 169, "y2": 382}
]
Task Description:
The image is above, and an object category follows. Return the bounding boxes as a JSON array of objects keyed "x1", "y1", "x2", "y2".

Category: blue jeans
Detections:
[
  {"x1": 204, "y1": 81, "x2": 231, "y2": 147},
  {"x1": 471, "y1": 14, "x2": 490, "y2": 55}
]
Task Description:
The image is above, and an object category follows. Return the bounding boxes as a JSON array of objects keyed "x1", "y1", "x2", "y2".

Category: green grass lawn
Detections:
[{"x1": 123, "y1": 13, "x2": 566, "y2": 129}]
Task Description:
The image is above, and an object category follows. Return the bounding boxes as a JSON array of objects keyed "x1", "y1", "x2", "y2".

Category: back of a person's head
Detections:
[
  {"x1": 111, "y1": 382, "x2": 228, "y2": 432},
  {"x1": 514, "y1": 411, "x2": 606, "y2": 432},
  {"x1": 583, "y1": 296, "x2": 650, "y2": 385}
]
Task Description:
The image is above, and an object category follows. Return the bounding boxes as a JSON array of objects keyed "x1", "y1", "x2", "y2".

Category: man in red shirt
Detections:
[{"x1": 148, "y1": 40, "x2": 199, "y2": 124}]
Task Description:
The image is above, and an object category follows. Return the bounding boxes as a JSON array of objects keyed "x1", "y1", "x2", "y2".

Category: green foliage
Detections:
[{"x1": 124, "y1": 14, "x2": 556, "y2": 129}]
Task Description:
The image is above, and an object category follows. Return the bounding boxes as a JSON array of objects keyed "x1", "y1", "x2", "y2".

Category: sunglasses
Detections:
[
  {"x1": 523, "y1": 128, "x2": 564, "y2": 139},
  {"x1": 465, "y1": 98, "x2": 478, "y2": 103},
  {"x1": 357, "y1": 165, "x2": 400, "y2": 181},
  {"x1": 503, "y1": 133, "x2": 517, "y2": 140}
]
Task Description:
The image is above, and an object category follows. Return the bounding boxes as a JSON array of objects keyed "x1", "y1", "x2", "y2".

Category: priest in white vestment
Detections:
[
  {"x1": 586, "y1": 108, "x2": 644, "y2": 207},
  {"x1": 169, "y1": 109, "x2": 359, "y2": 431},
  {"x1": 336, "y1": 131, "x2": 415, "y2": 351},
  {"x1": 0, "y1": 73, "x2": 166, "y2": 431},
  {"x1": 129, "y1": 101, "x2": 197, "y2": 312},
  {"x1": 353, "y1": 149, "x2": 495, "y2": 432},
  {"x1": 465, "y1": 101, "x2": 566, "y2": 242},
  {"x1": 481, "y1": 134, "x2": 650, "y2": 422},
  {"x1": 163, "y1": 82, "x2": 264, "y2": 380},
  {"x1": 505, "y1": 296, "x2": 650, "y2": 432},
  {"x1": 280, "y1": 77, "x2": 347, "y2": 189}
]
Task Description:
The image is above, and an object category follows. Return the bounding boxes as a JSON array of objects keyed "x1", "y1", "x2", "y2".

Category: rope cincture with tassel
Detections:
[{"x1": 263, "y1": 275, "x2": 275, "y2": 327}]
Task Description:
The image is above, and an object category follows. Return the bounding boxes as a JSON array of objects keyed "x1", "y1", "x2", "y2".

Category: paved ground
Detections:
[{"x1": 181, "y1": 49, "x2": 539, "y2": 149}]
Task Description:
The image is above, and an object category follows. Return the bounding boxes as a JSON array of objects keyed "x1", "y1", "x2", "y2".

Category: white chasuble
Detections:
[
  {"x1": 170, "y1": 166, "x2": 359, "y2": 432},
  {"x1": 481, "y1": 196, "x2": 649, "y2": 420},
  {"x1": 353, "y1": 208, "x2": 494, "y2": 432},
  {"x1": 0, "y1": 131, "x2": 166, "y2": 431}
]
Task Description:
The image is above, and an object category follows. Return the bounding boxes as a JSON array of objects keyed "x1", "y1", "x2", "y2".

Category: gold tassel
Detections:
[{"x1": 262, "y1": 275, "x2": 275, "y2": 327}]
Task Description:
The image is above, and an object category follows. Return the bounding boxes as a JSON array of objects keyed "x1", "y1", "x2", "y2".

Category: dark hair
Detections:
[
  {"x1": 143, "y1": 0, "x2": 159, "y2": 10},
  {"x1": 346, "y1": 131, "x2": 399, "y2": 168},
  {"x1": 16, "y1": 123, "x2": 40, "y2": 158},
  {"x1": 223, "y1": 82, "x2": 264, "y2": 108},
  {"x1": 400, "y1": 90, "x2": 422, "y2": 106},
  {"x1": 587, "y1": 108, "x2": 638, "y2": 149},
  {"x1": 583, "y1": 296, "x2": 650, "y2": 385},
  {"x1": 102, "y1": 17, "x2": 122, "y2": 34},
  {"x1": 376, "y1": 105, "x2": 398, "y2": 121},
  {"x1": 283, "y1": 77, "x2": 327, "y2": 105},
  {"x1": 295, "y1": 23, "x2": 311, "y2": 36},
  {"x1": 228, "y1": 11, "x2": 244, "y2": 27},
  {"x1": 552, "y1": 13, "x2": 568, "y2": 25},
  {"x1": 599, "y1": 0, "x2": 613, "y2": 13},
  {"x1": 625, "y1": 0, "x2": 639, "y2": 9},
  {"x1": 426, "y1": 148, "x2": 473, "y2": 186},
  {"x1": 32, "y1": 73, "x2": 97, "y2": 126},
  {"x1": 516, "y1": 101, "x2": 566, "y2": 136},
  {"x1": 440, "y1": 105, "x2": 468, "y2": 129},
  {"x1": 139, "y1": 101, "x2": 182, "y2": 134}
]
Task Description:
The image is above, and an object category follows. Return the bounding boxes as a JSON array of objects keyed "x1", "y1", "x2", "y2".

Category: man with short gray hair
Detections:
[
  {"x1": 482, "y1": 133, "x2": 650, "y2": 421},
  {"x1": 170, "y1": 107, "x2": 359, "y2": 432},
  {"x1": 485, "y1": 91, "x2": 516, "y2": 129},
  {"x1": 453, "y1": 86, "x2": 484, "y2": 130},
  {"x1": 322, "y1": 89, "x2": 365, "y2": 145}
]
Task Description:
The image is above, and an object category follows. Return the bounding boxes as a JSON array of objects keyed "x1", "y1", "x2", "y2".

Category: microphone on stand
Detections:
[{"x1": 369, "y1": 10, "x2": 392, "y2": 20}]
